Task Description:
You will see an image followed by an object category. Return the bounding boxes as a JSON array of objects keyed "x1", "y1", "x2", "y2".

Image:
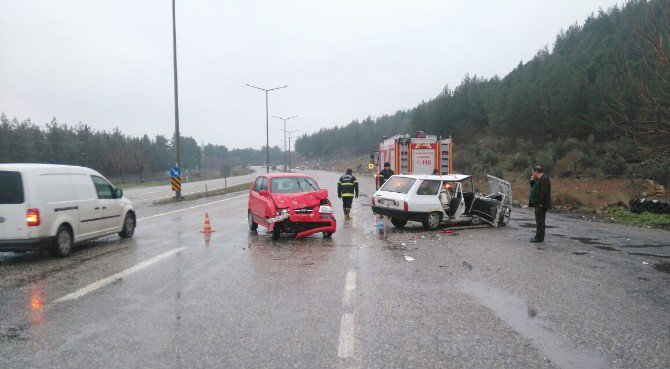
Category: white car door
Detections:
[{"x1": 409, "y1": 180, "x2": 445, "y2": 215}]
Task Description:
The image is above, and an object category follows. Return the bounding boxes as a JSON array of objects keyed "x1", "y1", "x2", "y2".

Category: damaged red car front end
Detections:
[{"x1": 248, "y1": 174, "x2": 337, "y2": 239}]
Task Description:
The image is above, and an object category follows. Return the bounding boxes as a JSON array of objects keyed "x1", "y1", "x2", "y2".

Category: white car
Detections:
[
  {"x1": 371, "y1": 174, "x2": 512, "y2": 230},
  {"x1": 0, "y1": 164, "x2": 136, "y2": 256}
]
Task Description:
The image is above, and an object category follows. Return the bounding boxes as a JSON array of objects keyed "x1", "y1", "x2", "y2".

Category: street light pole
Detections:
[
  {"x1": 246, "y1": 84, "x2": 287, "y2": 173},
  {"x1": 287, "y1": 129, "x2": 300, "y2": 172},
  {"x1": 171, "y1": 0, "x2": 181, "y2": 198},
  {"x1": 272, "y1": 115, "x2": 298, "y2": 171}
]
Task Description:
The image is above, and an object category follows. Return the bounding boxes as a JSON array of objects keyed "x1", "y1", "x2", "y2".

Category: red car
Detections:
[{"x1": 248, "y1": 173, "x2": 336, "y2": 239}]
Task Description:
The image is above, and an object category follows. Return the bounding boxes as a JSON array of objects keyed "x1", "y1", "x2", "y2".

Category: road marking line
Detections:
[
  {"x1": 53, "y1": 247, "x2": 187, "y2": 303},
  {"x1": 345, "y1": 270, "x2": 356, "y2": 291},
  {"x1": 137, "y1": 194, "x2": 247, "y2": 222},
  {"x1": 349, "y1": 247, "x2": 357, "y2": 260},
  {"x1": 337, "y1": 313, "x2": 355, "y2": 358}
]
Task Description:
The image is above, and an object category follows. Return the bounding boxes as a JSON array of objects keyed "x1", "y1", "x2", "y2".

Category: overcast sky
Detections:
[{"x1": 1, "y1": 0, "x2": 622, "y2": 150}]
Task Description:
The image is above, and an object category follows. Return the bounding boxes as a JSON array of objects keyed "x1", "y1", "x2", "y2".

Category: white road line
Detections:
[
  {"x1": 349, "y1": 247, "x2": 357, "y2": 260},
  {"x1": 137, "y1": 194, "x2": 247, "y2": 222},
  {"x1": 337, "y1": 313, "x2": 355, "y2": 358},
  {"x1": 53, "y1": 246, "x2": 187, "y2": 303},
  {"x1": 345, "y1": 270, "x2": 356, "y2": 291}
]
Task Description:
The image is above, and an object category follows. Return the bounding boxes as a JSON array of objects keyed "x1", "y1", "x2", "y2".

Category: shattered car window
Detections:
[
  {"x1": 416, "y1": 180, "x2": 440, "y2": 196},
  {"x1": 271, "y1": 177, "x2": 320, "y2": 193},
  {"x1": 379, "y1": 176, "x2": 416, "y2": 194}
]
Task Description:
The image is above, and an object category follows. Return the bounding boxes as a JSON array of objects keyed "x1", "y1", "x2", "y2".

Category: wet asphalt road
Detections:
[{"x1": 1, "y1": 170, "x2": 668, "y2": 369}]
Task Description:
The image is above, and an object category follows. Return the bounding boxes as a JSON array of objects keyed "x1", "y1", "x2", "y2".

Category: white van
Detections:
[{"x1": 0, "y1": 164, "x2": 136, "y2": 256}]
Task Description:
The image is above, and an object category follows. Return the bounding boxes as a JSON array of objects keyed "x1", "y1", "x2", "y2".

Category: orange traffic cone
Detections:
[{"x1": 200, "y1": 212, "x2": 215, "y2": 233}]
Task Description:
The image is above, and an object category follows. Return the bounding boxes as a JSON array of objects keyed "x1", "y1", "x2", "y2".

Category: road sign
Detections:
[
  {"x1": 170, "y1": 167, "x2": 181, "y2": 177},
  {"x1": 171, "y1": 176, "x2": 182, "y2": 192}
]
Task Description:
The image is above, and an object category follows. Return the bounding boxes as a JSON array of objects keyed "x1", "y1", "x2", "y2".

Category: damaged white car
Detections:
[{"x1": 371, "y1": 174, "x2": 512, "y2": 230}]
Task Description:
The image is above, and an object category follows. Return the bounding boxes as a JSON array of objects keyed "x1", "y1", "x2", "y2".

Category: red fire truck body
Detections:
[{"x1": 374, "y1": 132, "x2": 453, "y2": 176}]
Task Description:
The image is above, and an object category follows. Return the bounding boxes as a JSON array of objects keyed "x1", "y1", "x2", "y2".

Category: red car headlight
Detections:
[{"x1": 318, "y1": 205, "x2": 334, "y2": 214}]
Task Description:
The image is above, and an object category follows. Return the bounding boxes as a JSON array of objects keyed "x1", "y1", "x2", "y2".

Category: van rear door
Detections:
[{"x1": 0, "y1": 171, "x2": 28, "y2": 240}]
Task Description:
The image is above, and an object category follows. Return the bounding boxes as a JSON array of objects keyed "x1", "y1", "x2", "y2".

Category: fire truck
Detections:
[{"x1": 372, "y1": 131, "x2": 453, "y2": 179}]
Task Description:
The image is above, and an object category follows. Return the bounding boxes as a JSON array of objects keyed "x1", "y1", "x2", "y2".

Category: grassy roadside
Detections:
[{"x1": 153, "y1": 182, "x2": 251, "y2": 205}]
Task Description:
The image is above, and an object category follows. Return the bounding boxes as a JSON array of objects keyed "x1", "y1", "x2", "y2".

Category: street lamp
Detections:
[
  {"x1": 272, "y1": 115, "x2": 298, "y2": 171},
  {"x1": 286, "y1": 129, "x2": 300, "y2": 172},
  {"x1": 246, "y1": 83, "x2": 287, "y2": 173},
  {"x1": 172, "y1": 0, "x2": 181, "y2": 198}
]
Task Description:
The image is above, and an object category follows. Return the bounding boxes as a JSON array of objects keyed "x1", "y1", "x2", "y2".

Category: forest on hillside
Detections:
[
  {"x1": 0, "y1": 114, "x2": 287, "y2": 182},
  {"x1": 294, "y1": 0, "x2": 670, "y2": 184}
]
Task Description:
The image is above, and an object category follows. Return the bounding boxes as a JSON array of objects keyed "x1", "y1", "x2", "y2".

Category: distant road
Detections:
[{"x1": 122, "y1": 166, "x2": 263, "y2": 204}]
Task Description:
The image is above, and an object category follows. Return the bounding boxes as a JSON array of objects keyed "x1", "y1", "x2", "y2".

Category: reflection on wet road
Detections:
[{"x1": 1, "y1": 169, "x2": 669, "y2": 368}]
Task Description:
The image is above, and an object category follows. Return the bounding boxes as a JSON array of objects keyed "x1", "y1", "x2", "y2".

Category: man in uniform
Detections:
[
  {"x1": 338, "y1": 168, "x2": 359, "y2": 220},
  {"x1": 377, "y1": 162, "x2": 394, "y2": 188}
]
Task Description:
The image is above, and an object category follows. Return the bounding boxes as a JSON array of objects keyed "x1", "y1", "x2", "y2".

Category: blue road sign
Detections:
[{"x1": 170, "y1": 167, "x2": 181, "y2": 177}]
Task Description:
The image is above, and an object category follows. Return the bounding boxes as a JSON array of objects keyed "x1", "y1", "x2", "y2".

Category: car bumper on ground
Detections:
[
  {"x1": 279, "y1": 213, "x2": 336, "y2": 238},
  {"x1": 0, "y1": 237, "x2": 53, "y2": 252}
]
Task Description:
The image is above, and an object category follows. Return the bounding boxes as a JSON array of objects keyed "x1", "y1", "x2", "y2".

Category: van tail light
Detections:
[
  {"x1": 26, "y1": 208, "x2": 41, "y2": 226},
  {"x1": 403, "y1": 201, "x2": 408, "y2": 212}
]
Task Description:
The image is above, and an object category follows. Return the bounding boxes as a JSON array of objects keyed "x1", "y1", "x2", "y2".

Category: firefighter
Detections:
[
  {"x1": 337, "y1": 168, "x2": 359, "y2": 220},
  {"x1": 377, "y1": 162, "x2": 394, "y2": 188}
]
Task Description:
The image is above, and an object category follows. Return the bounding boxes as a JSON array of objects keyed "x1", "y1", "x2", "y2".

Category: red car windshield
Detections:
[{"x1": 270, "y1": 177, "x2": 320, "y2": 194}]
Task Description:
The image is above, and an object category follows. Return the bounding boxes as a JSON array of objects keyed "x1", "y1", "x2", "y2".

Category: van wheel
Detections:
[
  {"x1": 391, "y1": 218, "x2": 407, "y2": 228},
  {"x1": 422, "y1": 212, "x2": 442, "y2": 230},
  {"x1": 119, "y1": 213, "x2": 136, "y2": 238},
  {"x1": 52, "y1": 225, "x2": 73, "y2": 257},
  {"x1": 248, "y1": 211, "x2": 258, "y2": 230},
  {"x1": 323, "y1": 232, "x2": 333, "y2": 238},
  {"x1": 271, "y1": 227, "x2": 281, "y2": 240}
]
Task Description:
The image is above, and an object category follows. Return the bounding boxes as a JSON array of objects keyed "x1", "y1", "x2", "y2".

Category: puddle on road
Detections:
[
  {"x1": 594, "y1": 245, "x2": 619, "y2": 252},
  {"x1": 569, "y1": 237, "x2": 604, "y2": 245},
  {"x1": 572, "y1": 251, "x2": 590, "y2": 256},
  {"x1": 653, "y1": 262, "x2": 670, "y2": 274},
  {"x1": 519, "y1": 223, "x2": 559, "y2": 229},
  {"x1": 621, "y1": 244, "x2": 669, "y2": 249},
  {"x1": 628, "y1": 252, "x2": 670, "y2": 259},
  {"x1": 458, "y1": 279, "x2": 609, "y2": 369}
]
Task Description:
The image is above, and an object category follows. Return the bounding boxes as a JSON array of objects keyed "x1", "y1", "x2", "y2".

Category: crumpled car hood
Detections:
[{"x1": 270, "y1": 189, "x2": 329, "y2": 209}]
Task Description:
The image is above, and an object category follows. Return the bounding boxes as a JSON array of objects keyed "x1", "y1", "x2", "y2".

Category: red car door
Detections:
[{"x1": 249, "y1": 176, "x2": 269, "y2": 226}]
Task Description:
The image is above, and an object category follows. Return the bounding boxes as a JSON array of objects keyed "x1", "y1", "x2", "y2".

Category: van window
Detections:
[
  {"x1": 0, "y1": 171, "x2": 24, "y2": 204},
  {"x1": 260, "y1": 177, "x2": 268, "y2": 191},
  {"x1": 91, "y1": 176, "x2": 115, "y2": 199}
]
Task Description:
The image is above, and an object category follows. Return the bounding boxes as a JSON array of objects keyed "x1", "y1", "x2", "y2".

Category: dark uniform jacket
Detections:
[
  {"x1": 338, "y1": 174, "x2": 359, "y2": 198},
  {"x1": 529, "y1": 175, "x2": 552, "y2": 209},
  {"x1": 378, "y1": 169, "x2": 394, "y2": 186}
]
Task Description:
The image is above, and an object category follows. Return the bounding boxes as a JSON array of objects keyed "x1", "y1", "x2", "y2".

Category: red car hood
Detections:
[{"x1": 269, "y1": 189, "x2": 329, "y2": 209}]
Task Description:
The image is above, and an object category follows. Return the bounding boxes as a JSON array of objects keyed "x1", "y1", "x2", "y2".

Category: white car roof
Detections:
[{"x1": 392, "y1": 174, "x2": 471, "y2": 181}]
